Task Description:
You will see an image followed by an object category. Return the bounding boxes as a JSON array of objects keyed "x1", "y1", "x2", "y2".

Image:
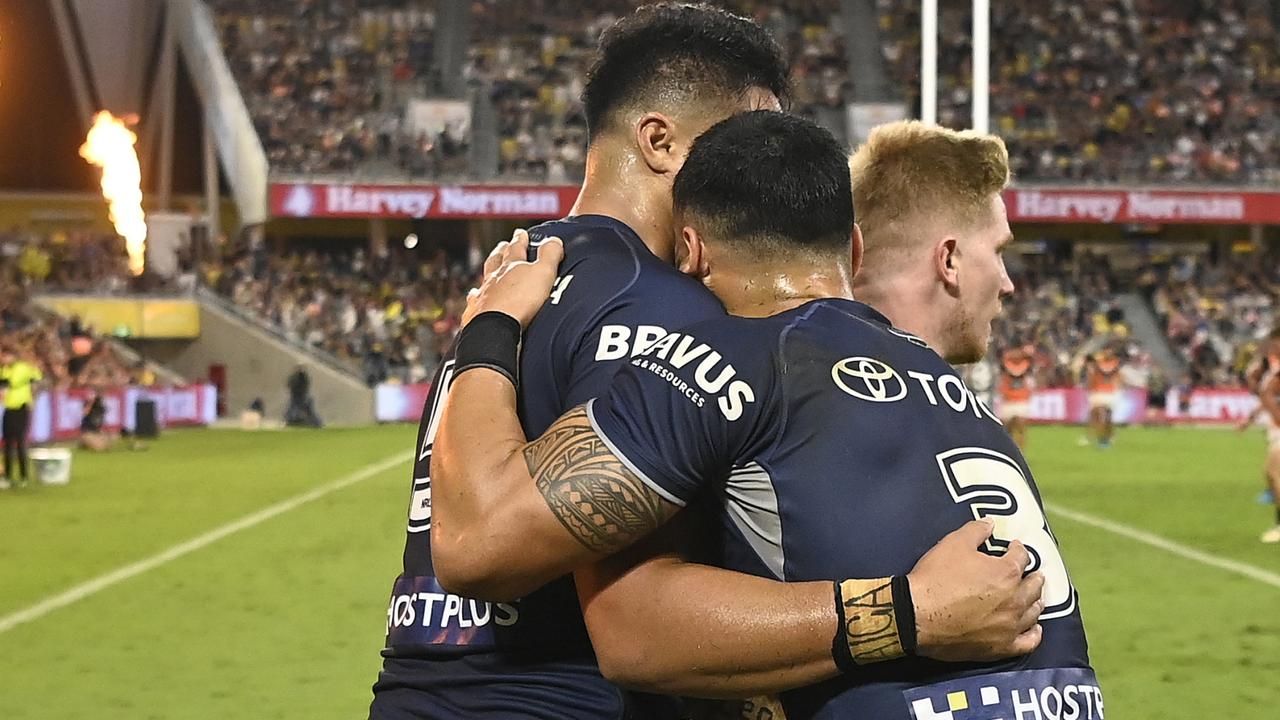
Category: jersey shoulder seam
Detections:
[
  {"x1": 563, "y1": 226, "x2": 646, "y2": 363},
  {"x1": 760, "y1": 303, "x2": 829, "y2": 460}
]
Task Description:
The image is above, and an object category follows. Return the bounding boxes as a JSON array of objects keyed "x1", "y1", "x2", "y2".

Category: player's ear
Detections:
[
  {"x1": 677, "y1": 226, "x2": 709, "y2": 279},
  {"x1": 635, "y1": 112, "x2": 682, "y2": 175},
  {"x1": 936, "y1": 237, "x2": 961, "y2": 295},
  {"x1": 848, "y1": 224, "x2": 865, "y2": 282}
]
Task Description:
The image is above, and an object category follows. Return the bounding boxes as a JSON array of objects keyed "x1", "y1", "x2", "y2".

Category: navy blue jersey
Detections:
[
  {"x1": 372, "y1": 215, "x2": 725, "y2": 719},
  {"x1": 590, "y1": 298, "x2": 1101, "y2": 720}
]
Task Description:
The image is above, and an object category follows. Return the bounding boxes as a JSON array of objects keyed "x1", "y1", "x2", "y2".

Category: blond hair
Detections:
[{"x1": 849, "y1": 121, "x2": 1009, "y2": 268}]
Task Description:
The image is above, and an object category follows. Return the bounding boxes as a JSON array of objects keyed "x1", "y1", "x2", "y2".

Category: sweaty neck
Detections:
[
  {"x1": 855, "y1": 270, "x2": 950, "y2": 351},
  {"x1": 571, "y1": 145, "x2": 676, "y2": 263},
  {"x1": 711, "y1": 260, "x2": 853, "y2": 319}
]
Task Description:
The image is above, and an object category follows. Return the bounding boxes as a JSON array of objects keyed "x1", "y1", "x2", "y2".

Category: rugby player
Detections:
[
  {"x1": 1239, "y1": 329, "x2": 1280, "y2": 543},
  {"x1": 1083, "y1": 346, "x2": 1122, "y2": 448},
  {"x1": 371, "y1": 6, "x2": 1041, "y2": 719},
  {"x1": 998, "y1": 345, "x2": 1035, "y2": 448},
  {"x1": 434, "y1": 114, "x2": 1099, "y2": 719}
]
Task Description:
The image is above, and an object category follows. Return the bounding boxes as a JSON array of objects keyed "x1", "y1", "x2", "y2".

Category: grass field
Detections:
[{"x1": 1, "y1": 424, "x2": 1278, "y2": 718}]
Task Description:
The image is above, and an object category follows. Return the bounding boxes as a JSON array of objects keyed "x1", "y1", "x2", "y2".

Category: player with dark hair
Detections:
[
  {"x1": 370, "y1": 5, "x2": 1041, "y2": 719},
  {"x1": 369, "y1": 6, "x2": 789, "y2": 717},
  {"x1": 998, "y1": 345, "x2": 1035, "y2": 448},
  {"x1": 1083, "y1": 346, "x2": 1122, "y2": 448},
  {"x1": 433, "y1": 115, "x2": 1098, "y2": 718}
]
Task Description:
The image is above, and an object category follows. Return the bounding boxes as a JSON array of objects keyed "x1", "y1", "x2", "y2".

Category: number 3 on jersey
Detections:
[
  {"x1": 407, "y1": 360, "x2": 455, "y2": 533},
  {"x1": 936, "y1": 447, "x2": 1076, "y2": 619}
]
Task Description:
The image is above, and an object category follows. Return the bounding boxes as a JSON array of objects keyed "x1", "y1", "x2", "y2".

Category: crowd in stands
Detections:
[
  {"x1": 878, "y1": 0, "x2": 1280, "y2": 184},
  {"x1": 5, "y1": 222, "x2": 1278, "y2": 395},
  {"x1": 988, "y1": 246, "x2": 1280, "y2": 396},
  {"x1": 212, "y1": 0, "x2": 467, "y2": 178},
  {"x1": 469, "y1": 0, "x2": 850, "y2": 181},
  {"x1": 1146, "y1": 250, "x2": 1280, "y2": 386},
  {"x1": 0, "y1": 224, "x2": 474, "y2": 389},
  {"x1": 991, "y1": 251, "x2": 1144, "y2": 389},
  {"x1": 202, "y1": 242, "x2": 473, "y2": 385},
  {"x1": 211, "y1": 0, "x2": 853, "y2": 180},
  {"x1": 212, "y1": 0, "x2": 1278, "y2": 185},
  {"x1": 0, "y1": 228, "x2": 151, "y2": 391}
]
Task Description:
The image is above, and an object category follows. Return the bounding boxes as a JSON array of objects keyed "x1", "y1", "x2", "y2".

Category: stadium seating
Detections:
[
  {"x1": 992, "y1": 252, "x2": 1134, "y2": 388},
  {"x1": 211, "y1": 0, "x2": 451, "y2": 177},
  {"x1": 877, "y1": 0, "x2": 1280, "y2": 184},
  {"x1": 1149, "y1": 251, "x2": 1279, "y2": 386},
  {"x1": 210, "y1": 0, "x2": 853, "y2": 180},
  {"x1": 0, "y1": 230, "x2": 145, "y2": 389},
  {"x1": 202, "y1": 244, "x2": 470, "y2": 386},
  {"x1": 212, "y1": 0, "x2": 1277, "y2": 184}
]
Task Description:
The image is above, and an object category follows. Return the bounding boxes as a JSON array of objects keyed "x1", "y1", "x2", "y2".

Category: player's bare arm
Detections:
[
  {"x1": 431, "y1": 233, "x2": 684, "y2": 600},
  {"x1": 523, "y1": 406, "x2": 673, "y2": 553},
  {"x1": 431, "y1": 363, "x2": 681, "y2": 599}
]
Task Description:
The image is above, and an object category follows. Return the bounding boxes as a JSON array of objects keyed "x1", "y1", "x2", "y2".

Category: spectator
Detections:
[{"x1": 285, "y1": 366, "x2": 323, "y2": 428}]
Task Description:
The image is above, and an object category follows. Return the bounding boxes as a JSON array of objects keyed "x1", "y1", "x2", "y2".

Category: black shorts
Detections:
[
  {"x1": 369, "y1": 654, "x2": 629, "y2": 720},
  {"x1": 2, "y1": 405, "x2": 30, "y2": 441}
]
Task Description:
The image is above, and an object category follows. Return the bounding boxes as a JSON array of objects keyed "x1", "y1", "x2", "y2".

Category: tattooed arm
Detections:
[{"x1": 430, "y1": 368, "x2": 680, "y2": 601}]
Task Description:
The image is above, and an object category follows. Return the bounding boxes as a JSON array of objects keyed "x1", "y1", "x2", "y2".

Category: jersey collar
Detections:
[{"x1": 812, "y1": 298, "x2": 933, "y2": 349}]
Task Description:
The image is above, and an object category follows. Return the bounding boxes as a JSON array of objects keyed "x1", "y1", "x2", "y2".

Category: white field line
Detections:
[
  {"x1": 1045, "y1": 501, "x2": 1280, "y2": 590},
  {"x1": 0, "y1": 451, "x2": 413, "y2": 635}
]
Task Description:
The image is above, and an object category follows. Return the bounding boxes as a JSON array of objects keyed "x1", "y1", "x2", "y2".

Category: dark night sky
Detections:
[{"x1": 0, "y1": 0, "x2": 205, "y2": 193}]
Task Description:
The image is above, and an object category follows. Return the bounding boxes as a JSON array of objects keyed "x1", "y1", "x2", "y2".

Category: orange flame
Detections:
[{"x1": 79, "y1": 111, "x2": 147, "y2": 276}]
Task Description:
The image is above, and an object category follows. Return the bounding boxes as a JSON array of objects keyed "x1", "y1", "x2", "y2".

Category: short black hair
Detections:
[
  {"x1": 673, "y1": 110, "x2": 853, "y2": 259},
  {"x1": 583, "y1": 3, "x2": 790, "y2": 143}
]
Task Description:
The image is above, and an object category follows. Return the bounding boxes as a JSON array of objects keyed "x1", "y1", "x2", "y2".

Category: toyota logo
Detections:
[{"x1": 831, "y1": 357, "x2": 907, "y2": 402}]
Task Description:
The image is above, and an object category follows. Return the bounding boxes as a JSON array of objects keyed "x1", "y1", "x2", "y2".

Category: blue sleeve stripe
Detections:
[{"x1": 584, "y1": 398, "x2": 688, "y2": 508}]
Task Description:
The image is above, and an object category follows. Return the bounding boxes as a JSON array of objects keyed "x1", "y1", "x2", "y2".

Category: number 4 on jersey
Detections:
[
  {"x1": 936, "y1": 447, "x2": 1076, "y2": 619},
  {"x1": 549, "y1": 274, "x2": 574, "y2": 305}
]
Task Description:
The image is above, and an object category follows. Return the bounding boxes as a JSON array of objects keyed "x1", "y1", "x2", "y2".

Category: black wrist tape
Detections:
[
  {"x1": 454, "y1": 312, "x2": 521, "y2": 387},
  {"x1": 832, "y1": 575, "x2": 915, "y2": 671},
  {"x1": 892, "y1": 574, "x2": 918, "y2": 657}
]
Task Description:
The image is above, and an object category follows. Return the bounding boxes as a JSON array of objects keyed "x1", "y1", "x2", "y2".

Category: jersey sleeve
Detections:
[{"x1": 586, "y1": 319, "x2": 781, "y2": 506}]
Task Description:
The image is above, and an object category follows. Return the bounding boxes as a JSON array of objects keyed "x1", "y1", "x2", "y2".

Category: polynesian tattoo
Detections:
[{"x1": 523, "y1": 406, "x2": 678, "y2": 554}]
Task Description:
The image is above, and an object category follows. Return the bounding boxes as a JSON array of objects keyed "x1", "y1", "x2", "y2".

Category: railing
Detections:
[
  {"x1": 193, "y1": 286, "x2": 364, "y2": 381},
  {"x1": 22, "y1": 298, "x2": 188, "y2": 386}
]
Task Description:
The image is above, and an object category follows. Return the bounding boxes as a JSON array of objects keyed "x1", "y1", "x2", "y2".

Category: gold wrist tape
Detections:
[{"x1": 837, "y1": 577, "x2": 906, "y2": 664}]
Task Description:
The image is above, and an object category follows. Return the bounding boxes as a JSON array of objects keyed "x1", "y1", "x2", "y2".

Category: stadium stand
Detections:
[
  {"x1": 211, "y1": 0, "x2": 1278, "y2": 183},
  {"x1": 211, "y1": 0, "x2": 455, "y2": 177},
  {"x1": 210, "y1": 0, "x2": 854, "y2": 180},
  {"x1": 992, "y1": 252, "x2": 1129, "y2": 388},
  {"x1": 18, "y1": 1, "x2": 1277, "y2": 394},
  {"x1": 202, "y1": 243, "x2": 471, "y2": 385},
  {"x1": 1149, "y1": 250, "x2": 1280, "y2": 386},
  {"x1": 878, "y1": 0, "x2": 1280, "y2": 184},
  {"x1": 0, "y1": 228, "x2": 184, "y2": 391}
]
